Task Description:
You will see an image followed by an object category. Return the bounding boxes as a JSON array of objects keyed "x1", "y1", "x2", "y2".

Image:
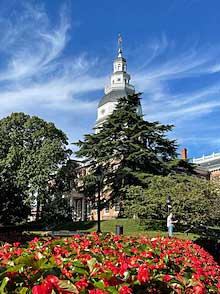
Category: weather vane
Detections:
[{"x1": 118, "y1": 34, "x2": 122, "y2": 49}]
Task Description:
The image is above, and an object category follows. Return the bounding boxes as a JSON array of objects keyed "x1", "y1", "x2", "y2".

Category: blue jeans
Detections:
[{"x1": 168, "y1": 226, "x2": 173, "y2": 237}]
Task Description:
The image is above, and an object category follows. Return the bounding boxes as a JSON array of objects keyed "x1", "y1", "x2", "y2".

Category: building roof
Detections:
[
  {"x1": 193, "y1": 153, "x2": 220, "y2": 172},
  {"x1": 198, "y1": 158, "x2": 220, "y2": 171},
  {"x1": 98, "y1": 88, "x2": 134, "y2": 107}
]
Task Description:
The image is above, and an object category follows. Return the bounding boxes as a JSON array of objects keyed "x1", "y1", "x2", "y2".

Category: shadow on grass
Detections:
[
  {"x1": 141, "y1": 219, "x2": 167, "y2": 231},
  {"x1": 0, "y1": 221, "x2": 99, "y2": 244},
  {"x1": 54, "y1": 221, "x2": 98, "y2": 231},
  {"x1": 14, "y1": 220, "x2": 100, "y2": 232}
]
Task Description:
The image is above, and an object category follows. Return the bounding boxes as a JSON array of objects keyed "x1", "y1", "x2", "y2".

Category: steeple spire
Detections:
[
  {"x1": 118, "y1": 48, "x2": 122, "y2": 58},
  {"x1": 95, "y1": 36, "x2": 141, "y2": 132},
  {"x1": 118, "y1": 34, "x2": 123, "y2": 57},
  {"x1": 103, "y1": 35, "x2": 133, "y2": 94}
]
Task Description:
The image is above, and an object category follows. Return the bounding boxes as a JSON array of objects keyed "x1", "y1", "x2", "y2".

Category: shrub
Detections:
[{"x1": 0, "y1": 234, "x2": 219, "y2": 293}]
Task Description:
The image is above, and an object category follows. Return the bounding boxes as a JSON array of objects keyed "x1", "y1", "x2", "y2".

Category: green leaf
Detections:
[
  {"x1": 58, "y1": 280, "x2": 78, "y2": 293},
  {"x1": 207, "y1": 285, "x2": 217, "y2": 292},
  {"x1": 95, "y1": 270, "x2": 113, "y2": 280},
  {"x1": 14, "y1": 256, "x2": 34, "y2": 266},
  {"x1": 5, "y1": 264, "x2": 25, "y2": 274},
  {"x1": 105, "y1": 286, "x2": 119, "y2": 294},
  {"x1": 72, "y1": 261, "x2": 86, "y2": 268},
  {"x1": 43, "y1": 268, "x2": 61, "y2": 278},
  {"x1": 0, "y1": 268, "x2": 6, "y2": 275},
  {"x1": 0, "y1": 277, "x2": 9, "y2": 293},
  {"x1": 163, "y1": 255, "x2": 169, "y2": 264},
  {"x1": 123, "y1": 271, "x2": 130, "y2": 280},
  {"x1": 28, "y1": 271, "x2": 42, "y2": 283},
  {"x1": 87, "y1": 258, "x2": 97, "y2": 273},
  {"x1": 19, "y1": 287, "x2": 28, "y2": 294},
  {"x1": 94, "y1": 280, "x2": 105, "y2": 290},
  {"x1": 73, "y1": 267, "x2": 89, "y2": 275}
]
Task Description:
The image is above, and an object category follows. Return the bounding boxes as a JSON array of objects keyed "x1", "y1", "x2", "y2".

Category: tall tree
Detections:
[
  {"x1": 75, "y1": 93, "x2": 182, "y2": 204},
  {"x1": 124, "y1": 174, "x2": 220, "y2": 226},
  {"x1": 0, "y1": 112, "x2": 71, "y2": 224}
]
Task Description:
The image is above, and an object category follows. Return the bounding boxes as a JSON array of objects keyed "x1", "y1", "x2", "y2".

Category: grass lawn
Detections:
[
  {"x1": 24, "y1": 219, "x2": 220, "y2": 264},
  {"x1": 45, "y1": 218, "x2": 198, "y2": 240}
]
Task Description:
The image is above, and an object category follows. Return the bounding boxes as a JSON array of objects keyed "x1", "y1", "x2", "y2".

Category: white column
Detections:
[{"x1": 81, "y1": 197, "x2": 85, "y2": 221}]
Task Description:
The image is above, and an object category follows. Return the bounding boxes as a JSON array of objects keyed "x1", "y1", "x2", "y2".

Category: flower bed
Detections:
[{"x1": 0, "y1": 233, "x2": 219, "y2": 293}]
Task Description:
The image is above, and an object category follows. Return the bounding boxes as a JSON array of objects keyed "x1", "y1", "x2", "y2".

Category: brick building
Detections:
[{"x1": 193, "y1": 152, "x2": 220, "y2": 181}]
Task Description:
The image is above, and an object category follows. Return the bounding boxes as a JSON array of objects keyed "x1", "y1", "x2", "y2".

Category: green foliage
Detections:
[
  {"x1": 41, "y1": 192, "x2": 72, "y2": 225},
  {"x1": 57, "y1": 159, "x2": 79, "y2": 191},
  {"x1": 124, "y1": 174, "x2": 220, "y2": 226},
  {"x1": 75, "y1": 94, "x2": 182, "y2": 204},
  {"x1": 0, "y1": 112, "x2": 71, "y2": 224},
  {"x1": 79, "y1": 174, "x2": 96, "y2": 199}
]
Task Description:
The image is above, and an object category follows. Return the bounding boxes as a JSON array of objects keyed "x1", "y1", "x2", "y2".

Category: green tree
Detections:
[
  {"x1": 124, "y1": 175, "x2": 220, "y2": 226},
  {"x1": 0, "y1": 112, "x2": 71, "y2": 224},
  {"x1": 75, "y1": 94, "x2": 183, "y2": 204},
  {"x1": 41, "y1": 191, "x2": 72, "y2": 225}
]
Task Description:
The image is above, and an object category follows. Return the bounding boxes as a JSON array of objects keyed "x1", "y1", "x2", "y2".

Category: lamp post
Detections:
[
  {"x1": 95, "y1": 165, "x2": 102, "y2": 233},
  {"x1": 166, "y1": 194, "x2": 172, "y2": 215}
]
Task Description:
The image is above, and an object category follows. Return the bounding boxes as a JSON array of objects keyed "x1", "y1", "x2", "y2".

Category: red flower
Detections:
[
  {"x1": 1, "y1": 233, "x2": 220, "y2": 293},
  {"x1": 31, "y1": 237, "x2": 39, "y2": 243},
  {"x1": 14, "y1": 248, "x2": 23, "y2": 256},
  {"x1": 13, "y1": 242, "x2": 20, "y2": 247},
  {"x1": 119, "y1": 285, "x2": 132, "y2": 294},
  {"x1": 45, "y1": 275, "x2": 60, "y2": 285},
  {"x1": 137, "y1": 265, "x2": 150, "y2": 283},
  {"x1": 32, "y1": 282, "x2": 52, "y2": 294},
  {"x1": 193, "y1": 284, "x2": 206, "y2": 294},
  {"x1": 131, "y1": 247, "x2": 138, "y2": 254},
  {"x1": 75, "y1": 277, "x2": 88, "y2": 290},
  {"x1": 140, "y1": 251, "x2": 153, "y2": 258},
  {"x1": 163, "y1": 274, "x2": 171, "y2": 282}
]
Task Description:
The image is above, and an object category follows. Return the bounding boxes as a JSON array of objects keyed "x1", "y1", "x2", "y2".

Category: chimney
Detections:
[{"x1": 181, "y1": 148, "x2": 187, "y2": 160}]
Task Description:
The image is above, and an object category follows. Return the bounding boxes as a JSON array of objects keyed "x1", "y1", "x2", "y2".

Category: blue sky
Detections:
[{"x1": 0, "y1": 0, "x2": 220, "y2": 160}]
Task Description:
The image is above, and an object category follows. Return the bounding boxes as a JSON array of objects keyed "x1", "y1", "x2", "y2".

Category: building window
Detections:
[
  {"x1": 114, "y1": 198, "x2": 120, "y2": 211},
  {"x1": 115, "y1": 203, "x2": 120, "y2": 212},
  {"x1": 69, "y1": 179, "x2": 74, "y2": 190},
  {"x1": 117, "y1": 78, "x2": 121, "y2": 82},
  {"x1": 87, "y1": 202, "x2": 92, "y2": 215},
  {"x1": 104, "y1": 202, "x2": 110, "y2": 214}
]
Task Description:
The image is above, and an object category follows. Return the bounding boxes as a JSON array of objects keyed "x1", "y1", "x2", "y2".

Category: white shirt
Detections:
[{"x1": 167, "y1": 215, "x2": 174, "y2": 227}]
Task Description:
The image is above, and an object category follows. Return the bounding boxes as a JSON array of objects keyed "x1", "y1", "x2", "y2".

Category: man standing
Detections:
[{"x1": 167, "y1": 213, "x2": 178, "y2": 237}]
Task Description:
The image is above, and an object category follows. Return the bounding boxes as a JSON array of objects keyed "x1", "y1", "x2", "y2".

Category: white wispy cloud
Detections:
[
  {"x1": 131, "y1": 37, "x2": 220, "y2": 124},
  {"x1": 0, "y1": 2, "x2": 106, "y2": 118},
  {"x1": 0, "y1": 4, "x2": 69, "y2": 81},
  {"x1": 0, "y1": 74, "x2": 107, "y2": 114}
]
